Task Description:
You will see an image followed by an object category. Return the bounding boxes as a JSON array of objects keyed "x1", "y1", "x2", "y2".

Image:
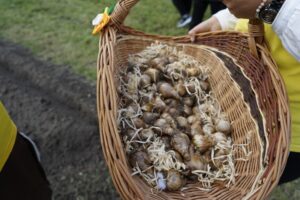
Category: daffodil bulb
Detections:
[
  {"x1": 202, "y1": 123, "x2": 215, "y2": 135},
  {"x1": 192, "y1": 134, "x2": 213, "y2": 153},
  {"x1": 171, "y1": 133, "x2": 191, "y2": 160},
  {"x1": 215, "y1": 118, "x2": 231, "y2": 135},
  {"x1": 167, "y1": 170, "x2": 184, "y2": 191},
  {"x1": 211, "y1": 132, "x2": 227, "y2": 144}
]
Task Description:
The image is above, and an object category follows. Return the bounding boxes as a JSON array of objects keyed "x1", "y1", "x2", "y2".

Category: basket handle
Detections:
[
  {"x1": 110, "y1": 0, "x2": 264, "y2": 58},
  {"x1": 110, "y1": 0, "x2": 139, "y2": 28},
  {"x1": 248, "y1": 19, "x2": 264, "y2": 58}
]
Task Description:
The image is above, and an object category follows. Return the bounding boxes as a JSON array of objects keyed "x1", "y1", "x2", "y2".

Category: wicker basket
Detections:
[{"x1": 96, "y1": 0, "x2": 290, "y2": 199}]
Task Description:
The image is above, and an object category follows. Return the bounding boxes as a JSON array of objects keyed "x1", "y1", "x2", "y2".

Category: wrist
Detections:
[{"x1": 256, "y1": 0, "x2": 286, "y2": 24}]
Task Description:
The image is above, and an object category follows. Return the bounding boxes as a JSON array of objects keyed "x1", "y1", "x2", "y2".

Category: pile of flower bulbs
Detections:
[{"x1": 117, "y1": 43, "x2": 250, "y2": 191}]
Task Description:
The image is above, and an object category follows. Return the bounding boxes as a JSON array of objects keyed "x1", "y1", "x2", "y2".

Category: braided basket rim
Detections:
[{"x1": 96, "y1": 1, "x2": 291, "y2": 199}]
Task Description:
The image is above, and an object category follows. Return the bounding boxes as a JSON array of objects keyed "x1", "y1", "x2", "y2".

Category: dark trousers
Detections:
[
  {"x1": 172, "y1": 0, "x2": 192, "y2": 16},
  {"x1": 172, "y1": 0, "x2": 226, "y2": 29},
  {"x1": 190, "y1": 0, "x2": 226, "y2": 29},
  {"x1": 279, "y1": 152, "x2": 300, "y2": 185},
  {"x1": 0, "y1": 133, "x2": 52, "y2": 200}
]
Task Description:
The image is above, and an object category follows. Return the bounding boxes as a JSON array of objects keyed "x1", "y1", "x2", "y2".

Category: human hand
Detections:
[
  {"x1": 188, "y1": 16, "x2": 221, "y2": 42},
  {"x1": 222, "y1": 0, "x2": 271, "y2": 18}
]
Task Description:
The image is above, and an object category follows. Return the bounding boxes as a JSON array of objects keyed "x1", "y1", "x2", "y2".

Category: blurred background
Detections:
[
  {"x1": 0, "y1": 0, "x2": 299, "y2": 199},
  {"x1": 1, "y1": 0, "x2": 194, "y2": 80}
]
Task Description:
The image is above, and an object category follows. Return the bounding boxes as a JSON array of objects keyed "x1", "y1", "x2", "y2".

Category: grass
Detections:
[
  {"x1": 0, "y1": 0, "x2": 299, "y2": 199},
  {"x1": 270, "y1": 179, "x2": 300, "y2": 200},
  {"x1": 0, "y1": 0, "x2": 189, "y2": 80}
]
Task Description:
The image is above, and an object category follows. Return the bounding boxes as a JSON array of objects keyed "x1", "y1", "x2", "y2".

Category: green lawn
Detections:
[
  {"x1": 0, "y1": 0, "x2": 299, "y2": 199},
  {"x1": 0, "y1": 0, "x2": 189, "y2": 80}
]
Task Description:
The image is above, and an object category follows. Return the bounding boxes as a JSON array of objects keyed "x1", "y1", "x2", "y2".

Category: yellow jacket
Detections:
[
  {"x1": 0, "y1": 101, "x2": 17, "y2": 172},
  {"x1": 236, "y1": 20, "x2": 300, "y2": 152}
]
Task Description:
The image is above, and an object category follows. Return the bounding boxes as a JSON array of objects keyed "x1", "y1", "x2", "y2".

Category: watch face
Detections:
[{"x1": 259, "y1": 7, "x2": 278, "y2": 24}]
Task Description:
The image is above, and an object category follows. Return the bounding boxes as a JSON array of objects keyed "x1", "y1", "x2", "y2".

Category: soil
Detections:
[{"x1": 0, "y1": 40, "x2": 119, "y2": 200}]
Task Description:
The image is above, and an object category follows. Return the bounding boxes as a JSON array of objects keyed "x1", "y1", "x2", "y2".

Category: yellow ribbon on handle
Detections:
[{"x1": 92, "y1": 7, "x2": 111, "y2": 35}]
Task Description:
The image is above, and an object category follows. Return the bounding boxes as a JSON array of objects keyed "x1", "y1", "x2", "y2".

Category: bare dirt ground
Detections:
[
  {"x1": 0, "y1": 40, "x2": 118, "y2": 200},
  {"x1": 1, "y1": 39, "x2": 299, "y2": 200}
]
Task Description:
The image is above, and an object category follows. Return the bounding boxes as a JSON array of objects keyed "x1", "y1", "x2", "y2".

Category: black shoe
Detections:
[{"x1": 177, "y1": 14, "x2": 192, "y2": 28}]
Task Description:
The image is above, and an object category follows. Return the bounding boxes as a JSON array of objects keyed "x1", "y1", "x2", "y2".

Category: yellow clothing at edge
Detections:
[
  {"x1": 0, "y1": 101, "x2": 17, "y2": 172},
  {"x1": 236, "y1": 20, "x2": 300, "y2": 152}
]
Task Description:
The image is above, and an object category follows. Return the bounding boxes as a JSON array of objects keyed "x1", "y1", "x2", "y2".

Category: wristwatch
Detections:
[{"x1": 256, "y1": 0, "x2": 285, "y2": 24}]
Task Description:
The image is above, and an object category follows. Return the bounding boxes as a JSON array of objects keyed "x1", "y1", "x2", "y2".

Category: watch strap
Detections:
[{"x1": 257, "y1": 0, "x2": 285, "y2": 23}]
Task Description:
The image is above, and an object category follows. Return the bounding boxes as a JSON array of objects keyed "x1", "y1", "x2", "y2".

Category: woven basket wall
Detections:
[{"x1": 96, "y1": 0, "x2": 291, "y2": 199}]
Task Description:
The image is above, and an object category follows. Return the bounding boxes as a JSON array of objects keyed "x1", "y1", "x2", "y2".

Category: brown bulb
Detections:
[
  {"x1": 168, "y1": 55, "x2": 178, "y2": 63},
  {"x1": 139, "y1": 74, "x2": 151, "y2": 88},
  {"x1": 192, "y1": 135, "x2": 213, "y2": 154},
  {"x1": 186, "y1": 84, "x2": 196, "y2": 93},
  {"x1": 187, "y1": 115, "x2": 199, "y2": 125},
  {"x1": 200, "y1": 80, "x2": 210, "y2": 91},
  {"x1": 149, "y1": 57, "x2": 169, "y2": 71},
  {"x1": 212, "y1": 149, "x2": 228, "y2": 169},
  {"x1": 183, "y1": 96, "x2": 195, "y2": 107},
  {"x1": 161, "y1": 136, "x2": 171, "y2": 150},
  {"x1": 168, "y1": 107, "x2": 180, "y2": 116},
  {"x1": 132, "y1": 118, "x2": 145, "y2": 129},
  {"x1": 129, "y1": 151, "x2": 151, "y2": 171},
  {"x1": 186, "y1": 67, "x2": 201, "y2": 77},
  {"x1": 167, "y1": 169, "x2": 185, "y2": 191},
  {"x1": 140, "y1": 128, "x2": 154, "y2": 140},
  {"x1": 144, "y1": 68, "x2": 160, "y2": 82},
  {"x1": 183, "y1": 105, "x2": 192, "y2": 116},
  {"x1": 127, "y1": 103, "x2": 139, "y2": 113},
  {"x1": 154, "y1": 118, "x2": 168, "y2": 129},
  {"x1": 143, "y1": 112, "x2": 160, "y2": 124},
  {"x1": 153, "y1": 96, "x2": 166, "y2": 113},
  {"x1": 192, "y1": 106, "x2": 201, "y2": 115},
  {"x1": 154, "y1": 118, "x2": 175, "y2": 136},
  {"x1": 124, "y1": 129, "x2": 135, "y2": 139},
  {"x1": 141, "y1": 103, "x2": 153, "y2": 112},
  {"x1": 202, "y1": 123, "x2": 215, "y2": 135},
  {"x1": 163, "y1": 127, "x2": 176, "y2": 136},
  {"x1": 176, "y1": 116, "x2": 189, "y2": 129},
  {"x1": 185, "y1": 148, "x2": 207, "y2": 171},
  {"x1": 171, "y1": 133, "x2": 191, "y2": 160},
  {"x1": 175, "y1": 80, "x2": 186, "y2": 97},
  {"x1": 161, "y1": 112, "x2": 174, "y2": 123},
  {"x1": 215, "y1": 118, "x2": 232, "y2": 135},
  {"x1": 174, "y1": 151, "x2": 183, "y2": 162},
  {"x1": 158, "y1": 82, "x2": 180, "y2": 100},
  {"x1": 190, "y1": 122, "x2": 204, "y2": 137},
  {"x1": 212, "y1": 132, "x2": 227, "y2": 144}
]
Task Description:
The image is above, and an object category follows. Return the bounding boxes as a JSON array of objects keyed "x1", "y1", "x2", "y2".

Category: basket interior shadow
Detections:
[{"x1": 96, "y1": 0, "x2": 290, "y2": 199}]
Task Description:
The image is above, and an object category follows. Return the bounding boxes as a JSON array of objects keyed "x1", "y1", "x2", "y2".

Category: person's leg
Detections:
[
  {"x1": 0, "y1": 133, "x2": 52, "y2": 200},
  {"x1": 172, "y1": 0, "x2": 192, "y2": 16},
  {"x1": 173, "y1": 0, "x2": 193, "y2": 28},
  {"x1": 278, "y1": 152, "x2": 300, "y2": 185},
  {"x1": 190, "y1": 0, "x2": 209, "y2": 29},
  {"x1": 210, "y1": 0, "x2": 226, "y2": 14}
]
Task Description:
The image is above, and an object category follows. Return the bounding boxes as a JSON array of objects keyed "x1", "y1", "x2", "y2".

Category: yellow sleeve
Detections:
[
  {"x1": 0, "y1": 101, "x2": 17, "y2": 172},
  {"x1": 235, "y1": 20, "x2": 300, "y2": 153}
]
